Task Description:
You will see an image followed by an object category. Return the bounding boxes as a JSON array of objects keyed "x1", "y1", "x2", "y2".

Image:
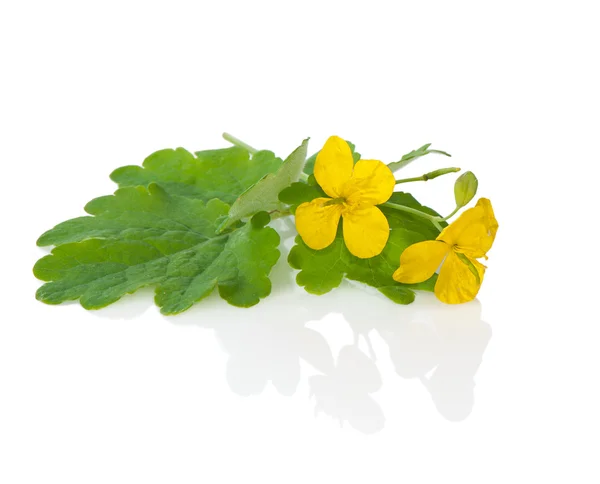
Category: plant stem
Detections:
[
  {"x1": 438, "y1": 205, "x2": 461, "y2": 221},
  {"x1": 269, "y1": 209, "x2": 292, "y2": 220},
  {"x1": 222, "y1": 132, "x2": 258, "y2": 155},
  {"x1": 382, "y1": 202, "x2": 435, "y2": 220},
  {"x1": 431, "y1": 219, "x2": 444, "y2": 232},
  {"x1": 395, "y1": 176, "x2": 425, "y2": 185},
  {"x1": 383, "y1": 202, "x2": 443, "y2": 232},
  {"x1": 395, "y1": 167, "x2": 461, "y2": 185}
]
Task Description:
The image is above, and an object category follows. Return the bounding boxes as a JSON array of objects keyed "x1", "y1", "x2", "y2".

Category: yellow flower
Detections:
[
  {"x1": 393, "y1": 198, "x2": 498, "y2": 304},
  {"x1": 295, "y1": 136, "x2": 396, "y2": 259}
]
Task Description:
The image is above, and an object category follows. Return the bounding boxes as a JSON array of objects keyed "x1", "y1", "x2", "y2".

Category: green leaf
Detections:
[
  {"x1": 377, "y1": 286, "x2": 416, "y2": 304},
  {"x1": 454, "y1": 171, "x2": 478, "y2": 208},
  {"x1": 251, "y1": 211, "x2": 271, "y2": 229},
  {"x1": 110, "y1": 146, "x2": 282, "y2": 205},
  {"x1": 219, "y1": 139, "x2": 309, "y2": 231},
  {"x1": 34, "y1": 184, "x2": 280, "y2": 314},
  {"x1": 288, "y1": 227, "x2": 436, "y2": 303},
  {"x1": 288, "y1": 234, "x2": 350, "y2": 295},
  {"x1": 387, "y1": 143, "x2": 451, "y2": 172},
  {"x1": 278, "y1": 181, "x2": 326, "y2": 213},
  {"x1": 379, "y1": 192, "x2": 447, "y2": 240},
  {"x1": 303, "y1": 140, "x2": 360, "y2": 175}
]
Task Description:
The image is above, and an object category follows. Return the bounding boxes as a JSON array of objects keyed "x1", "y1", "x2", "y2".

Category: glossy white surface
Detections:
[{"x1": 1, "y1": 1, "x2": 599, "y2": 483}]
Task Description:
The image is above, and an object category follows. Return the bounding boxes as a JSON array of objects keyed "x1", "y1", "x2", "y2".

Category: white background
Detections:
[{"x1": 1, "y1": 1, "x2": 599, "y2": 483}]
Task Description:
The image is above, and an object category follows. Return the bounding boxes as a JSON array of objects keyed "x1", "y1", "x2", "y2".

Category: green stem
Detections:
[
  {"x1": 395, "y1": 167, "x2": 460, "y2": 185},
  {"x1": 431, "y1": 219, "x2": 444, "y2": 232},
  {"x1": 383, "y1": 202, "x2": 435, "y2": 220},
  {"x1": 269, "y1": 209, "x2": 292, "y2": 220},
  {"x1": 222, "y1": 132, "x2": 258, "y2": 155},
  {"x1": 383, "y1": 202, "x2": 443, "y2": 233},
  {"x1": 395, "y1": 176, "x2": 425, "y2": 185},
  {"x1": 438, "y1": 205, "x2": 461, "y2": 222}
]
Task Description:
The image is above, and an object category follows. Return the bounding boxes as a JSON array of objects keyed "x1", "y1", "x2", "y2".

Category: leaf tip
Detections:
[{"x1": 36, "y1": 234, "x2": 49, "y2": 247}]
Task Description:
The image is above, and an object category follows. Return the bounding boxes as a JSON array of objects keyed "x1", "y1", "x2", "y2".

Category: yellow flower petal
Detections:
[
  {"x1": 343, "y1": 159, "x2": 396, "y2": 206},
  {"x1": 393, "y1": 240, "x2": 449, "y2": 284},
  {"x1": 295, "y1": 198, "x2": 343, "y2": 250},
  {"x1": 434, "y1": 252, "x2": 485, "y2": 304},
  {"x1": 314, "y1": 136, "x2": 354, "y2": 198},
  {"x1": 342, "y1": 205, "x2": 389, "y2": 258},
  {"x1": 437, "y1": 198, "x2": 498, "y2": 258}
]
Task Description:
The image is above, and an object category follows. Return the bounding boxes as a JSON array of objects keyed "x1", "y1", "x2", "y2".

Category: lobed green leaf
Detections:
[
  {"x1": 110, "y1": 146, "x2": 282, "y2": 205},
  {"x1": 34, "y1": 184, "x2": 280, "y2": 314},
  {"x1": 288, "y1": 227, "x2": 437, "y2": 303}
]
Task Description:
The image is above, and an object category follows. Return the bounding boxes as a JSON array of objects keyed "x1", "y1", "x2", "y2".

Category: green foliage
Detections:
[
  {"x1": 35, "y1": 184, "x2": 280, "y2": 314},
  {"x1": 34, "y1": 135, "x2": 462, "y2": 314},
  {"x1": 379, "y1": 192, "x2": 447, "y2": 239},
  {"x1": 387, "y1": 143, "x2": 451, "y2": 172},
  {"x1": 278, "y1": 181, "x2": 326, "y2": 213},
  {"x1": 250, "y1": 211, "x2": 272, "y2": 229},
  {"x1": 219, "y1": 140, "x2": 309, "y2": 230},
  {"x1": 377, "y1": 286, "x2": 417, "y2": 304},
  {"x1": 288, "y1": 227, "x2": 436, "y2": 304},
  {"x1": 110, "y1": 147, "x2": 282, "y2": 204}
]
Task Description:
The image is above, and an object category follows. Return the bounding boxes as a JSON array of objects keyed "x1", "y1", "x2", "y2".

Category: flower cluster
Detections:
[{"x1": 295, "y1": 136, "x2": 498, "y2": 304}]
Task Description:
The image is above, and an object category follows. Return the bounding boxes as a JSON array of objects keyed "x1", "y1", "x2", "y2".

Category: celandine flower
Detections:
[
  {"x1": 295, "y1": 136, "x2": 396, "y2": 259},
  {"x1": 393, "y1": 198, "x2": 498, "y2": 304}
]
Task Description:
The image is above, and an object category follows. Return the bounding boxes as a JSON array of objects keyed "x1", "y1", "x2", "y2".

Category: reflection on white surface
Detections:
[
  {"x1": 173, "y1": 281, "x2": 491, "y2": 432},
  {"x1": 371, "y1": 297, "x2": 491, "y2": 422},
  {"x1": 202, "y1": 312, "x2": 334, "y2": 397},
  {"x1": 309, "y1": 343, "x2": 384, "y2": 434}
]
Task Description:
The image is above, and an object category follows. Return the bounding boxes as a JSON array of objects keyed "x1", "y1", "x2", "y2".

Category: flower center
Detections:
[{"x1": 324, "y1": 197, "x2": 346, "y2": 206}]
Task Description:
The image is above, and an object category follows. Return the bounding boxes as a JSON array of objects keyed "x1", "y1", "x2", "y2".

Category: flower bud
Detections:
[{"x1": 454, "y1": 171, "x2": 478, "y2": 208}]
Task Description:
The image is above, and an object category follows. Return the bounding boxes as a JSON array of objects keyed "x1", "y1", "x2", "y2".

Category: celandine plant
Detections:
[{"x1": 33, "y1": 134, "x2": 498, "y2": 315}]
